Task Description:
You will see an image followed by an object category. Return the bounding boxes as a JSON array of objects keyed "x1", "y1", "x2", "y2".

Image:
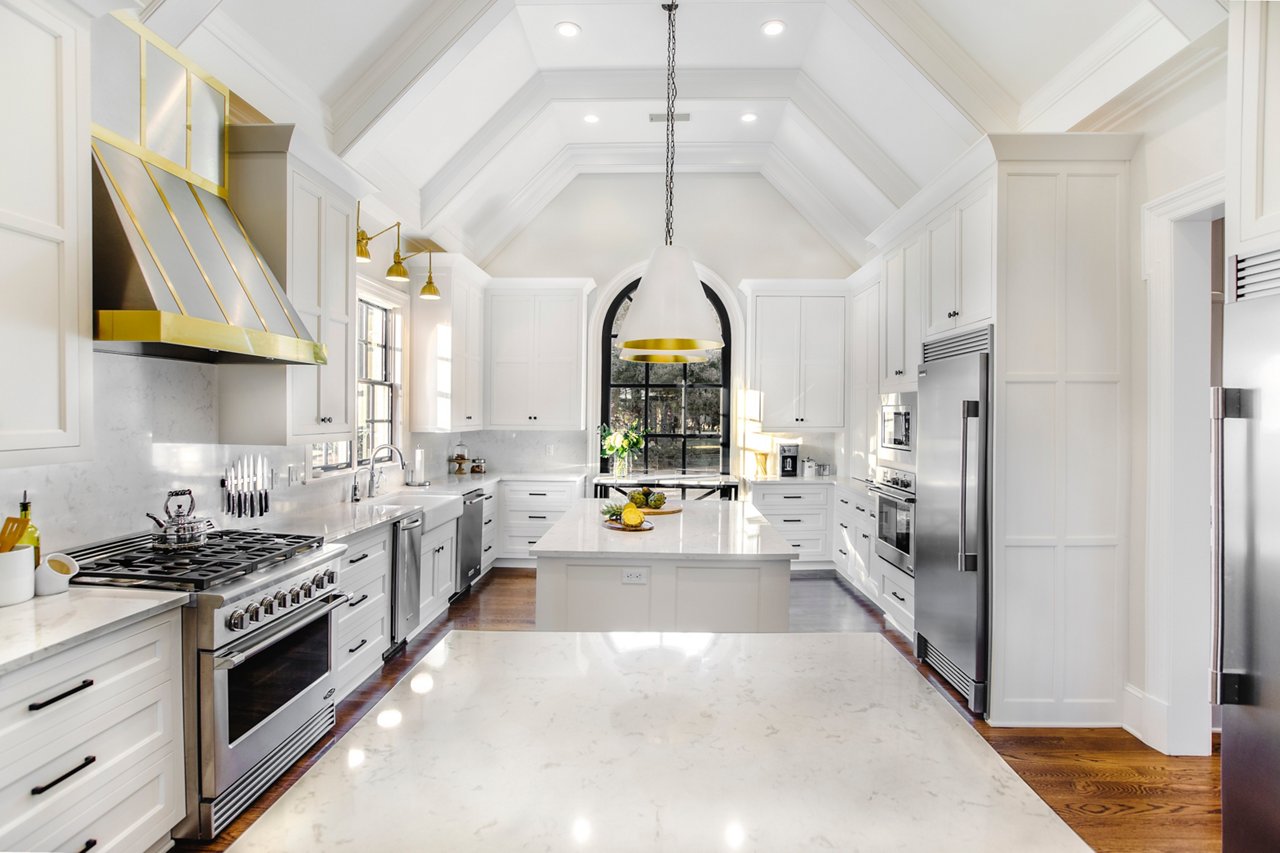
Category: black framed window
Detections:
[
  {"x1": 600, "y1": 281, "x2": 731, "y2": 475},
  {"x1": 356, "y1": 299, "x2": 398, "y2": 464}
]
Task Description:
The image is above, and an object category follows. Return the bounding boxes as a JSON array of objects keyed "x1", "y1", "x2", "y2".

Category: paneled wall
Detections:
[{"x1": 991, "y1": 162, "x2": 1130, "y2": 725}]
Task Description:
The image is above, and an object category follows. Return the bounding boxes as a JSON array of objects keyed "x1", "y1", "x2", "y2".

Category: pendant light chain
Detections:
[{"x1": 663, "y1": 3, "x2": 678, "y2": 247}]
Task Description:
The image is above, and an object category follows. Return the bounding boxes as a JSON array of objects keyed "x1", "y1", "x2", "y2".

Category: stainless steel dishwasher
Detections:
[
  {"x1": 387, "y1": 512, "x2": 423, "y2": 659},
  {"x1": 453, "y1": 490, "x2": 485, "y2": 601}
]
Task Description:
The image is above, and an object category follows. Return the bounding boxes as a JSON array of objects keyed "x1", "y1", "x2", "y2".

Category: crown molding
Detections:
[{"x1": 1147, "y1": 0, "x2": 1227, "y2": 41}]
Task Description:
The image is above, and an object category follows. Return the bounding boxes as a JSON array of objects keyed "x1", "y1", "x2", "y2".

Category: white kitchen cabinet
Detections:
[
  {"x1": 0, "y1": 609, "x2": 184, "y2": 853},
  {"x1": 848, "y1": 283, "x2": 880, "y2": 480},
  {"x1": 881, "y1": 239, "x2": 922, "y2": 391},
  {"x1": 924, "y1": 184, "x2": 994, "y2": 338},
  {"x1": 409, "y1": 255, "x2": 489, "y2": 432},
  {"x1": 220, "y1": 129, "x2": 356, "y2": 445},
  {"x1": 0, "y1": 0, "x2": 93, "y2": 467},
  {"x1": 496, "y1": 477, "x2": 585, "y2": 565},
  {"x1": 418, "y1": 520, "x2": 456, "y2": 629},
  {"x1": 747, "y1": 481, "x2": 833, "y2": 563},
  {"x1": 485, "y1": 281, "x2": 592, "y2": 429},
  {"x1": 1227, "y1": 0, "x2": 1280, "y2": 258},
  {"x1": 332, "y1": 524, "x2": 393, "y2": 701},
  {"x1": 750, "y1": 291, "x2": 846, "y2": 431}
]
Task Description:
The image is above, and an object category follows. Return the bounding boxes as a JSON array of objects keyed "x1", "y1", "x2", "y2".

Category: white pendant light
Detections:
[
  {"x1": 615, "y1": 3, "x2": 724, "y2": 355},
  {"x1": 620, "y1": 345, "x2": 708, "y2": 364}
]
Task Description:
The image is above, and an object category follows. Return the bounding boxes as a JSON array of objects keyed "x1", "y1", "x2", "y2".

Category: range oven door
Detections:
[
  {"x1": 871, "y1": 485, "x2": 915, "y2": 576},
  {"x1": 198, "y1": 592, "x2": 347, "y2": 798}
]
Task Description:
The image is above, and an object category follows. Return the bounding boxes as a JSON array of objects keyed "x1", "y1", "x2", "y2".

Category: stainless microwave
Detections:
[{"x1": 879, "y1": 392, "x2": 916, "y2": 465}]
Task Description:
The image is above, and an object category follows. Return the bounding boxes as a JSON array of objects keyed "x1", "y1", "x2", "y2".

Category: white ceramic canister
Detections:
[
  {"x1": 0, "y1": 544, "x2": 36, "y2": 606},
  {"x1": 35, "y1": 553, "x2": 79, "y2": 596}
]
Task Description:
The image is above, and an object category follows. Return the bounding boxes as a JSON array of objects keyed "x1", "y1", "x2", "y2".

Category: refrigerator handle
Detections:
[
  {"x1": 1211, "y1": 386, "x2": 1246, "y2": 704},
  {"x1": 958, "y1": 400, "x2": 980, "y2": 573}
]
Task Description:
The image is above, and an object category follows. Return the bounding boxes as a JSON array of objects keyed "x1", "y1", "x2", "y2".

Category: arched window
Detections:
[{"x1": 599, "y1": 280, "x2": 732, "y2": 475}]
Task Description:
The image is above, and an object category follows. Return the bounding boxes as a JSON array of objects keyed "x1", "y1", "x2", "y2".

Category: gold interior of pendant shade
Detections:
[
  {"x1": 621, "y1": 337, "x2": 723, "y2": 351},
  {"x1": 621, "y1": 350, "x2": 707, "y2": 363}
]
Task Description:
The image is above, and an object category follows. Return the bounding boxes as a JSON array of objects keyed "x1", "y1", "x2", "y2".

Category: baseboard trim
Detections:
[{"x1": 1122, "y1": 682, "x2": 1171, "y2": 753}]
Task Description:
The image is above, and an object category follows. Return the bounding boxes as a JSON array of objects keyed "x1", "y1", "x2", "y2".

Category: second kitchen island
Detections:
[{"x1": 530, "y1": 499, "x2": 794, "y2": 631}]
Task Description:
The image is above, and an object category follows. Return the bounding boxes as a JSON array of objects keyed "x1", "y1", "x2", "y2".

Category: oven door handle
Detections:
[
  {"x1": 214, "y1": 593, "x2": 350, "y2": 670},
  {"x1": 868, "y1": 485, "x2": 915, "y2": 504}
]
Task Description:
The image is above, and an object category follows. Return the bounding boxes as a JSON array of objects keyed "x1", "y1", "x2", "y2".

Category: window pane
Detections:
[
  {"x1": 688, "y1": 348, "x2": 721, "y2": 385},
  {"x1": 685, "y1": 438, "x2": 721, "y2": 472},
  {"x1": 649, "y1": 362, "x2": 684, "y2": 385},
  {"x1": 372, "y1": 384, "x2": 391, "y2": 420},
  {"x1": 609, "y1": 387, "x2": 645, "y2": 427},
  {"x1": 647, "y1": 387, "x2": 681, "y2": 433},
  {"x1": 373, "y1": 421, "x2": 391, "y2": 451},
  {"x1": 685, "y1": 387, "x2": 722, "y2": 434},
  {"x1": 365, "y1": 303, "x2": 386, "y2": 345},
  {"x1": 646, "y1": 437, "x2": 681, "y2": 472},
  {"x1": 610, "y1": 296, "x2": 632, "y2": 334},
  {"x1": 610, "y1": 344, "x2": 645, "y2": 384}
]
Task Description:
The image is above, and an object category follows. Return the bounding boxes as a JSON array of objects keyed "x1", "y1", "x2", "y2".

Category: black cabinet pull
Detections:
[
  {"x1": 484, "y1": 519, "x2": 493, "y2": 526},
  {"x1": 76, "y1": 840, "x2": 98, "y2": 853},
  {"x1": 529, "y1": 492, "x2": 547, "y2": 496},
  {"x1": 861, "y1": 533, "x2": 870, "y2": 540},
  {"x1": 348, "y1": 639, "x2": 368, "y2": 655},
  {"x1": 483, "y1": 545, "x2": 492, "y2": 553},
  {"x1": 483, "y1": 494, "x2": 494, "y2": 501},
  {"x1": 783, "y1": 519, "x2": 802, "y2": 523},
  {"x1": 890, "y1": 591, "x2": 906, "y2": 603},
  {"x1": 783, "y1": 495, "x2": 802, "y2": 500},
  {"x1": 348, "y1": 553, "x2": 370, "y2": 564},
  {"x1": 839, "y1": 522, "x2": 848, "y2": 529},
  {"x1": 348, "y1": 594, "x2": 369, "y2": 608},
  {"x1": 839, "y1": 498, "x2": 849, "y2": 505},
  {"x1": 791, "y1": 544, "x2": 802, "y2": 549},
  {"x1": 855, "y1": 505, "x2": 866, "y2": 513},
  {"x1": 838, "y1": 549, "x2": 847, "y2": 556},
  {"x1": 527, "y1": 540, "x2": 538, "y2": 545},
  {"x1": 32, "y1": 755, "x2": 96, "y2": 795},
  {"x1": 529, "y1": 515, "x2": 546, "y2": 520},
  {"x1": 28, "y1": 678, "x2": 93, "y2": 711}
]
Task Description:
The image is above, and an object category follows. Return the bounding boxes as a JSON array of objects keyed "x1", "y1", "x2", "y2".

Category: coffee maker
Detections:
[{"x1": 778, "y1": 443, "x2": 800, "y2": 477}]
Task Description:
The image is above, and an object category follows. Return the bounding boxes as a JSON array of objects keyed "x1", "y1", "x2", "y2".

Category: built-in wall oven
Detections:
[
  {"x1": 869, "y1": 465, "x2": 915, "y2": 577},
  {"x1": 879, "y1": 392, "x2": 917, "y2": 466}
]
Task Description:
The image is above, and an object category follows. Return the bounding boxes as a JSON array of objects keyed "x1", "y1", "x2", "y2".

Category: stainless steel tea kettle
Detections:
[{"x1": 146, "y1": 489, "x2": 211, "y2": 550}]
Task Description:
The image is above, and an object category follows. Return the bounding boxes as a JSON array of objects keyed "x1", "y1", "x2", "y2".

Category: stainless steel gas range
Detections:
[{"x1": 69, "y1": 530, "x2": 349, "y2": 839}]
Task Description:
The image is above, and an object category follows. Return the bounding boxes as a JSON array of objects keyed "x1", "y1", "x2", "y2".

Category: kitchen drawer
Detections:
[
  {"x1": 335, "y1": 564, "x2": 390, "y2": 638},
  {"x1": 0, "y1": 680, "x2": 178, "y2": 839},
  {"x1": 761, "y1": 508, "x2": 828, "y2": 532},
  {"x1": 482, "y1": 515, "x2": 497, "y2": 542},
  {"x1": 750, "y1": 484, "x2": 830, "y2": 509},
  {"x1": 333, "y1": 611, "x2": 388, "y2": 702},
  {"x1": 9, "y1": 746, "x2": 183, "y2": 853},
  {"x1": 482, "y1": 492, "x2": 497, "y2": 520},
  {"x1": 880, "y1": 566, "x2": 915, "y2": 636},
  {"x1": 781, "y1": 534, "x2": 825, "y2": 557},
  {"x1": 503, "y1": 507, "x2": 566, "y2": 527},
  {"x1": 337, "y1": 525, "x2": 393, "y2": 581},
  {"x1": 482, "y1": 542, "x2": 497, "y2": 566},
  {"x1": 502, "y1": 529, "x2": 551, "y2": 557},
  {"x1": 0, "y1": 613, "x2": 179, "y2": 764},
  {"x1": 501, "y1": 481, "x2": 577, "y2": 509}
]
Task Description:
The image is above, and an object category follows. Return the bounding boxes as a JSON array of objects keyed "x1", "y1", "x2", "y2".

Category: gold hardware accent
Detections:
[
  {"x1": 619, "y1": 337, "x2": 724, "y2": 351},
  {"x1": 141, "y1": 160, "x2": 232, "y2": 323},
  {"x1": 91, "y1": 141, "x2": 187, "y2": 315},
  {"x1": 96, "y1": 311, "x2": 327, "y2": 364},
  {"x1": 419, "y1": 253, "x2": 441, "y2": 300}
]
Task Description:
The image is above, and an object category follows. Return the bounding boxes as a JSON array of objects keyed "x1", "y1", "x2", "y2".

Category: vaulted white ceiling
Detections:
[{"x1": 160, "y1": 0, "x2": 1227, "y2": 267}]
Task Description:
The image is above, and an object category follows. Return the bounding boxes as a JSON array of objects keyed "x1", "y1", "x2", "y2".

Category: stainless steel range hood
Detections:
[{"x1": 89, "y1": 12, "x2": 325, "y2": 366}]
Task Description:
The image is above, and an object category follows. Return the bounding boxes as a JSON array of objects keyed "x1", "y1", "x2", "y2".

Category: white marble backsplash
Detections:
[{"x1": 408, "y1": 429, "x2": 591, "y2": 475}]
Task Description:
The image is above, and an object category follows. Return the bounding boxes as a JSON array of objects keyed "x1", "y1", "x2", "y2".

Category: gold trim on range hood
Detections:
[{"x1": 91, "y1": 138, "x2": 327, "y2": 366}]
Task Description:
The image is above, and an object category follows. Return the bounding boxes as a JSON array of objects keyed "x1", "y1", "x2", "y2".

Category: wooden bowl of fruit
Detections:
[{"x1": 601, "y1": 502, "x2": 653, "y2": 531}]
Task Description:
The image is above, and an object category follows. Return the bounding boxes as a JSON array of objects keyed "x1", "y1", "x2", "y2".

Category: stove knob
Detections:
[
  {"x1": 300, "y1": 581, "x2": 315, "y2": 599},
  {"x1": 246, "y1": 602, "x2": 261, "y2": 623},
  {"x1": 325, "y1": 569, "x2": 337, "y2": 586},
  {"x1": 260, "y1": 596, "x2": 275, "y2": 616},
  {"x1": 312, "y1": 572, "x2": 326, "y2": 591},
  {"x1": 290, "y1": 587, "x2": 302, "y2": 605},
  {"x1": 226, "y1": 609, "x2": 247, "y2": 632},
  {"x1": 275, "y1": 591, "x2": 289, "y2": 610}
]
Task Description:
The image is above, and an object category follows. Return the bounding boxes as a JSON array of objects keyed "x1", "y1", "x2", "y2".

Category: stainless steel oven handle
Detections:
[
  {"x1": 868, "y1": 485, "x2": 915, "y2": 504},
  {"x1": 958, "y1": 400, "x2": 979, "y2": 572},
  {"x1": 214, "y1": 593, "x2": 351, "y2": 670}
]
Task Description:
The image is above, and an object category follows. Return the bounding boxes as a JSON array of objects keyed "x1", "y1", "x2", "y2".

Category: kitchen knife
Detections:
[
  {"x1": 248, "y1": 457, "x2": 257, "y2": 518},
  {"x1": 225, "y1": 467, "x2": 233, "y2": 514},
  {"x1": 260, "y1": 455, "x2": 269, "y2": 515}
]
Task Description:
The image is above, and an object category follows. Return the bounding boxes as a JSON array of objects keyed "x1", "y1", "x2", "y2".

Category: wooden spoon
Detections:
[{"x1": 0, "y1": 516, "x2": 30, "y2": 553}]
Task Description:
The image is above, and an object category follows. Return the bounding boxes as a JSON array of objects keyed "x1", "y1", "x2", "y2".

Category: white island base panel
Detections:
[{"x1": 226, "y1": 631, "x2": 1088, "y2": 853}]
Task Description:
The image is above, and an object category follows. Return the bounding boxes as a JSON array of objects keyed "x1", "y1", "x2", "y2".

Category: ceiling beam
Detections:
[
  {"x1": 1147, "y1": 0, "x2": 1228, "y2": 41},
  {"x1": 139, "y1": 0, "x2": 222, "y2": 46}
]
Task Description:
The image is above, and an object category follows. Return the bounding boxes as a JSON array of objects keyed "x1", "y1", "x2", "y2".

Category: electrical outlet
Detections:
[
  {"x1": 622, "y1": 567, "x2": 648, "y2": 585},
  {"x1": 545, "y1": 443, "x2": 555, "y2": 456}
]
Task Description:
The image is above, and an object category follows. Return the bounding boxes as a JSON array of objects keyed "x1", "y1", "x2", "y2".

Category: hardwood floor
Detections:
[{"x1": 180, "y1": 569, "x2": 1221, "y2": 852}]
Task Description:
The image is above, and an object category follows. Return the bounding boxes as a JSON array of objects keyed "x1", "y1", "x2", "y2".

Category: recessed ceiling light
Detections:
[
  {"x1": 583, "y1": 114, "x2": 600, "y2": 124},
  {"x1": 740, "y1": 112, "x2": 758, "y2": 123},
  {"x1": 556, "y1": 21, "x2": 581, "y2": 38},
  {"x1": 761, "y1": 20, "x2": 786, "y2": 36}
]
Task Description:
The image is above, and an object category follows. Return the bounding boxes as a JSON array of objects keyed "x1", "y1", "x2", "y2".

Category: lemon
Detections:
[{"x1": 621, "y1": 504, "x2": 645, "y2": 528}]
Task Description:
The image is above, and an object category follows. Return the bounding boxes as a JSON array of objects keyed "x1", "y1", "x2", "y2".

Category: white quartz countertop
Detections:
[
  {"x1": 0, "y1": 588, "x2": 189, "y2": 676},
  {"x1": 226, "y1": 631, "x2": 1088, "y2": 852},
  {"x1": 743, "y1": 474, "x2": 840, "y2": 485},
  {"x1": 225, "y1": 502, "x2": 423, "y2": 542},
  {"x1": 412, "y1": 468, "x2": 589, "y2": 494},
  {"x1": 529, "y1": 498, "x2": 794, "y2": 560}
]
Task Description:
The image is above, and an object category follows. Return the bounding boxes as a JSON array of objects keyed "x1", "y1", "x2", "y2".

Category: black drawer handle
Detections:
[
  {"x1": 791, "y1": 544, "x2": 802, "y2": 549},
  {"x1": 348, "y1": 553, "x2": 370, "y2": 564},
  {"x1": 861, "y1": 533, "x2": 870, "y2": 540},
  {"x1": 839, "y1": 498, "x2": 849, "y2": 505},
  {"x1": 484, "y1": 519, "x2": 493, "y2": 526},
  {"x1": 890, "y1": 591, "x2": 905, "y2": 603},
  {"x1": 527, "y1": 540, "x2": 538, "y2": 545},
  {"x1": 29, "y1": 678, "x2": 94, "y2": 711},
  {"x1": 838, "y1": 549, "x2": 847, "y2": 556},
  {"x1": 529, "y1": 515, "x2": 547, "y2": 520},
  {"x1": 782, "y1": 495, "x2": 802, "y2": 500},
  {"x1": 32, "y1": 755, "x2": 96, "y2": 795},
  {"x1": 855, "y1": 506, "x2": 866, "y2": 513},
  {"x1": 348, "y1": 594, "x2": 369, "y2": 608},
  {"x1": 348, "y1": 639, "x2": 368, "y2": 655},
  {"x1": 483, "y1": 494, "x2": 494, "y2": 501},
  {"x1": 783, "y1": 519, "x2": 803, "y2": 523},
  {"x1": 77, "y1": 840, "x2": 98, "y2": 853},
  {"x1": 484, "y1": 545, "x2": 492, "y2": 553},
  {"x1": 529, "y1": 492, "x2": 547, "y2": 496},
  {"x1": 839, "y1": 522, "x2": 848, "y2": 529}
]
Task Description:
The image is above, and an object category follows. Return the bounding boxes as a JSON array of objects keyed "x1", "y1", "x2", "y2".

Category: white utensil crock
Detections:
[
  {"x1": 35, "y1": 552, "x2": 78, "y2": 596},
  {"x1": 0, "y1": 544, "x2": 36, "y2": 606}
]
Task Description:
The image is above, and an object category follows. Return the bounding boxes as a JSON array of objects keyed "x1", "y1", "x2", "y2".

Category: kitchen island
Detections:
[{"x1": 530, "y1": 499, "x2": 794, "y2": 631}]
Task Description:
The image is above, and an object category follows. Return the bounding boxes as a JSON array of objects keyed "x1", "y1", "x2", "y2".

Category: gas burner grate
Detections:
[{"x1": 69, "y1": 529, "x2": 324, "y2": 590}]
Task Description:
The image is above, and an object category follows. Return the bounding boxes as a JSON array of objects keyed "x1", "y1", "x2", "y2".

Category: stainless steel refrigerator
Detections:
[
  {"x1": 915, "y1": 328, "x2": 991, "y2": 715},
  {"x1": 1217, "y1": 274, "x2": 1280, "y2": 850}
]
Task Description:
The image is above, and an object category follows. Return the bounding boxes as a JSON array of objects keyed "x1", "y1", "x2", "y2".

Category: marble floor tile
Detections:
[{"x1": 227, "y1": 631, "x2": 1088, "y2": 852}]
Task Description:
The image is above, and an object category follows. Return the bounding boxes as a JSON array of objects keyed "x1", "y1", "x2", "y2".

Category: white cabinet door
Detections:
[
  {"x1": 532, "y1": 293, "x2": 581, "y2": 427},
  {"x1": 798, "y1": 296, "x2": 844, "y2": 429},
  {"x1": 882, "y1": 249, "x2": 905, "y2": 387},
  {"x1": 848, "y1": 285, "x2": 879, "y2": 479},
  {"x1": 0, "y1": 0, "x2": 91, "y2": 465},
  {"x1": 287, "y1": 174, "x2": 326, "y2": 438},
  {"x1": 462, "y1": 282, "x2": 485, "y2": 429},
  {"x1": 1228, "y1": 0, "x2": 1280, "y2": 257},
  {"x1": 487, "y1": 294, "x2": 535, "y2": 426},
  {"x1": 957, "y1": 185, "x2": 993, "y2": 327},
  {"x1": 756, "y1": 296, "x2": 801, "y2": 429},
  {"x1": 903, "y1": 239, "x2": 922, "y2": 384},
  {"x1": 434, "y1": 530, "x2": 456, "y2": 601},
  {"x1": 925, "y1": 211, "x2": 958, "y2": 337},
  {"x1": 319, "y1": 194, "x2": 354, "y2": 434}
]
